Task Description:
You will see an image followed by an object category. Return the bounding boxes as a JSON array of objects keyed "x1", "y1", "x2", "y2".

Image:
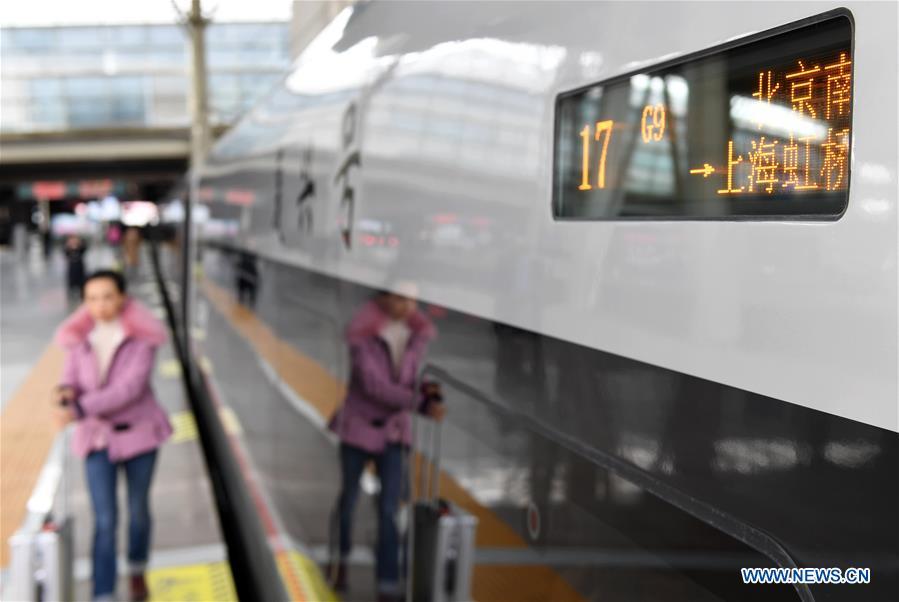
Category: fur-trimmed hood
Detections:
[
  {"x1": 346, "y1": 299, "x2": 436, "y2": 345},
  {"x1": 55, "y1": 298, "x2": 167, "y2": 349}
]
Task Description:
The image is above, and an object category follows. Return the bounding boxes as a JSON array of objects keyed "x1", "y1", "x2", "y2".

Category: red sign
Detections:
[
  {"x1": 78, "y1": 179, "x2": 113, "y2": 198},
  {"x1": 32, "y1": 181, "x2": 67, "y2": 200},
  {"x1": 225, "y1": 188, "x2": 256, "y2": 206}
]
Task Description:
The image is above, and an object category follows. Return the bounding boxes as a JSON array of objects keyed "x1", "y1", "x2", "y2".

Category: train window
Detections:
[{"x1": 552, "y1": 11, "x2": 853, "y2": 220}]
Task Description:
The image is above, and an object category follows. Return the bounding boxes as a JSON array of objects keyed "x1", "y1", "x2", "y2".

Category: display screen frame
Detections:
[{"x1": 551, "y1": 8, "x2": 856, "y2": 222}]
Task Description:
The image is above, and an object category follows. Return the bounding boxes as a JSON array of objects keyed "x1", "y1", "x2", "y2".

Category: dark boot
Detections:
[
  {"x1": 326, "y1": 561, "x2": 347, "y2": 592},
  {"x1": 377, "y1": 594, "x2": 402, "y2": 602},
  {"x1": 129, "y1": 573, "x2": 149, "y2": 602}
]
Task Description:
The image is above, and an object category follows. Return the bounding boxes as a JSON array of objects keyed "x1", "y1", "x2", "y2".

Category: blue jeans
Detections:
[
  {"x1": 337, "y1": 443, "x2": 404, "y2": 593},
  {"x1": 85, "y1": 449, "x2": 158, "y2": 598}
]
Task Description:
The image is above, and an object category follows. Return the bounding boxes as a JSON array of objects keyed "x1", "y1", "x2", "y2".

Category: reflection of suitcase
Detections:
[{"x1": 408, "y1": 418, "x2": 478, "y2": 602}]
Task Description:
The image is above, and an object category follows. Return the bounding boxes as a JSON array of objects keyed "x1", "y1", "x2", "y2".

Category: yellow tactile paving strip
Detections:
[
  {"x1": 168, "y1": 408, "x2": 241, "y2": 444},
  {"x1": 286, "y1": 549, "x2": 339, "y2": 602},
  {"x1": 0, "y1": 343, "x2": 65, "y2": 567},
  {"x1": 201, "y1": 278, "x2": 587, "y2": 602},
  {"x1": 275, "y1": 549, "x2": 309, "y2": 601},
  {"x1": 169, "y1": 410, "x2": 200, "y2": 444},
  {"x1": 147, "y1": 559, "x2": 237, "y2": 601},
  {"x1": 158, "y1": 358, "x2": 182, "y2": 379},
  {"x1": 274, "y1": 548, "x2": 343, "y2": 602}
]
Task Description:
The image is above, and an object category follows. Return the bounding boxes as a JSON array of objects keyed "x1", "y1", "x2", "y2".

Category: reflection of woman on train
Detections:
[
  {"x1": 122, "y1": 227, "x2": 142, "y2": 280},
  {"x1": 234, "y1": 250, "x2": 259, "y2": 307},
  {"x1": 54, "y1": 270, "x2": 172, "y2": 602},
  {"x1": 328, "y1": 285, "x2": 444, "y2": 602}
]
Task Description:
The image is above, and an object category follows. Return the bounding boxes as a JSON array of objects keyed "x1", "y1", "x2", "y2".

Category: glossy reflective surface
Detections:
[
  {"x1": 172, "y1": 2, "x2": 898, "y2": 600},
  {"x1": 193, "y1": 1, "x2": 896, "y2": 433},
  {"x1": 194, "y1": 245, "x2": 897, "y2": 600}
]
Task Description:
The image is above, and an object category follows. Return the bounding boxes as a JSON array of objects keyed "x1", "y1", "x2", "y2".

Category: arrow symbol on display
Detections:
[{"x1": 689, "y1": 164, "x2": 716, "y2": 178}]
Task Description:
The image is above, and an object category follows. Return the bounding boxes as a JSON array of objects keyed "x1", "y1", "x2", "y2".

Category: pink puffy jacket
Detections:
[
  {"x1": 56, "y1": 299, "x2": 172, "y2": 462},
  {"x1": 329, "y1": 300, "x2": 436, "y2": 454}
]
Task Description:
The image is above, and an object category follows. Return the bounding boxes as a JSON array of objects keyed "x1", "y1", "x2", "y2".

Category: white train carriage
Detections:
[{"x1": 179, "y1": 3, "x2": 898, "y2": 600}]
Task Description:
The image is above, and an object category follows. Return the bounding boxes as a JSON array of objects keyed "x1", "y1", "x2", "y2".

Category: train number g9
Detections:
[{"x1": 641, "y1": 104, "x2": 666, "y2": 143}]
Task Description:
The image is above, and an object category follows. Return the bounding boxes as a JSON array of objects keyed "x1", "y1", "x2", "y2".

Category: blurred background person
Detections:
[
  {"x1": 327, "y1": 285, "x2": 445, "y2": 602},
  {"x1": 122, "y1": 227, "x2": 142, "y2": 280},
  {"x1": 54, "y1": 270, "x2": 172, "y2": 602},
  {"x1": 64, "y1": 234, "x2": 88, "y2": 304},
  {"x1": 235, "y1": 250, "x2": 259, "y2": 307},
  {"x1": 40, "y1": 211, "x2": 53, "y2": 259},
  {"x1": 105, "y1": 222, "x2": 122, "y2": 248}
]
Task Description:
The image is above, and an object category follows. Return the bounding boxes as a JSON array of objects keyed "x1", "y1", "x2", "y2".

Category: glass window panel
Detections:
[
  {"x1": 153, "y1": 76, "x2": 189, "y2": 95},
  {"x1": 206, "y1": 23, "x2": 238, "y2": 49},
  {"x1": 65, "y1": 77, "x2": 107, "y2": 97},
  {"x1": 30, "y1": 97, "x2": 67, "y2": 128},
  {"x1": 30, "y1": 78, "x2": 64, "y2": 97},
  {"x1": 63, "y1": 76, "x2": 144, "y2": 98},
  {"x1": 207, "y1": 49, "x2": 237, "y2": 68},
  {"x1": 150, "y1": 95, "x2": 188, "y2": 124},
  {"x1": 238, "y1": 73, "x2": 277, "y2": 92},
  {"x1": 210, "y1": 73, "x2": 239, "y2": 94},
  {"x1": 8, "y1": 28, "x2": 56, "y2": 51},
  {"x1": 111, "y1": 94, "x2": 145, "y2": 122},
  {"x1": 67, "y1": 93, "x2": 145, "y2": 127},
  {"x1": 153, "y1": 48, "x2": 187, "y2": 64},
  {"x1": 58, "y1": 27, "x2": 105, "y2": 49},
  {"x1": 111, "y1": 26, "x2": 147, "y2": 47},
  {"x1": 148, "y1": 25, "x2": 182, "y2": 47},
  {"x1": 67, "y1": 97, "x2": 111, "y2": 127},
  {"x1": 54, "y1": 53, "x2": 102, "y2": 70}
]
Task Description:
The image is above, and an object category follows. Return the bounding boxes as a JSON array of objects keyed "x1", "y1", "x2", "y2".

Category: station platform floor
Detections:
[
  {"x1": 3, "y1": 239, "x2": 625, "y2": 602},
  {"x1": 1, "y1": 243, "x2": 233, "y2": 601}
]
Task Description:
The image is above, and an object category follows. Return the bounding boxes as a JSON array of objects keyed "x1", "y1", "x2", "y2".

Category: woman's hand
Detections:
[
  {"x1": 421, "y1": 381, "x2": 442, "y2": 400},
  {"x1": 420, "y1": 381, "x2": 445, "y2": 421},
  {"x1": 52, "y1": 386, "x2": 77, "y2": 428},
  {"x1": 54, "y1": 385, "x2": 76, "y2": 405},
  {"x1": 426, "y1": 400, "x2": 446, "y2": 422}
]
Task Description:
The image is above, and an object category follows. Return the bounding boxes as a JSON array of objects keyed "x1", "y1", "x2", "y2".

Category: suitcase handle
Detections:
[
  {"x1": 406, "y1": 374, "x2": 445, "y2": 602},
  {"x1": 417, "y1": 414, "x2": 442, "y2": 504}
]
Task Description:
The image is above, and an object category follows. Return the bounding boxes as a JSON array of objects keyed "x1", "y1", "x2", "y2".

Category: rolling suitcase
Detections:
[
  {"x1": 407, "y1": 417, "x2": 477, "y2": 602},
  {"x1": 42, "y1": 417, "x2": 76, "y2": 602},
  {"x1": 7, "y1": 504, "x2": 75, "y2": 602},
  {"x1": 6, "y1": 425, "x2": 76, "y2": 602},
  {"x1": 35, "y1": 515, "x2": 75, "y2": 602}
]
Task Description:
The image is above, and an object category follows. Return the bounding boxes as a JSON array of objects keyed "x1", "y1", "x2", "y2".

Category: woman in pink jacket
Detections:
[
  {"x1": 328, "y1": 286, "x2": 444, "y2": 602},
  {"x1": 54, "y1": 270, "x2": 172, "y2": 602}
]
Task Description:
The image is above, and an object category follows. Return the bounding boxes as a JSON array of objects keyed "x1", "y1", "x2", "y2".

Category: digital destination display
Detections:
[{"x1": 553, "y1": 12, "x2": 853, "y2": 219}]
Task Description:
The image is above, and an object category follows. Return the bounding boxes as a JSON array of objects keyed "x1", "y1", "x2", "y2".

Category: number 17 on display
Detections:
[{"x1": 579, "y1": 120, "x2": 614, "y2": 190}]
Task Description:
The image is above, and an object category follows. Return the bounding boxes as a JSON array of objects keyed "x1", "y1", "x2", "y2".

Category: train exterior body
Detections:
[{"x1": 179, "y1": 2, "x2": 898, "y2": 600}]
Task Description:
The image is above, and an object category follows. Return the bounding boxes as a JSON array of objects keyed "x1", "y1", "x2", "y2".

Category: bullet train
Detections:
[{"x1": 171, "y1": 2, "x2": 898, "y2": 600}]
